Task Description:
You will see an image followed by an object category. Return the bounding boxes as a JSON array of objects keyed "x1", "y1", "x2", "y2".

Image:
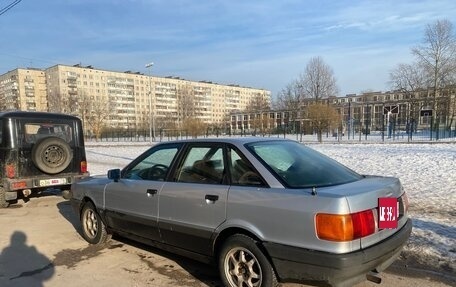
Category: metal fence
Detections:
[
  {"x1": 87, "y1": 122, "x2": 456, "y2": 144},
  {"x1": 88, "y1": 129, "x2": 191, "y2": 142}
]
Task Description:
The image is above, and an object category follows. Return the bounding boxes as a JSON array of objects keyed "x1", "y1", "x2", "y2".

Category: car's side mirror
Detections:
[{"x1": 107, "y1": 169, "x2": 121, "y2": 182}]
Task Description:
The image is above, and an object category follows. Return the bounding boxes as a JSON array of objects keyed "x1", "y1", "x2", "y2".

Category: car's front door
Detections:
[
  {"x1": 158, "y1": 144, "x2": 228, "y2": 256},
  {"x1": 104, "y1": 143, "x2": 182, "y2": 242}
]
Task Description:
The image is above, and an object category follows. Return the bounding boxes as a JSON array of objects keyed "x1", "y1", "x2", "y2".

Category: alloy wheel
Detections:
[{"x1": 224, "y1": 247, "x2": 262, "y2": 287}]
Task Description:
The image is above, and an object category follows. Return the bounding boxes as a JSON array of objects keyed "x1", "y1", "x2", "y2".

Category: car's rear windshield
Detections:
[
  {"x1": 246, "y1": 141, "x2": 362, "y2": 188},
  {"x1": 22, "y1": 123, "x2": 74, "y2": 144}
]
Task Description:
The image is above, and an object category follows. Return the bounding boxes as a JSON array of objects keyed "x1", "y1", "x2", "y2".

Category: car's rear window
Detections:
[
  {"x1": 23, "y1": 123, "x2": 74, "y2": 144},
  {"x1": 246, "y1": 141, "x2": 362, "y2": 188}
]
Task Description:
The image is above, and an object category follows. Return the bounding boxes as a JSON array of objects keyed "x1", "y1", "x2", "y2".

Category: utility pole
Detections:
[
  {"x1": 145, "y1": 62, "x2": 155, "y2": 143},
  {"x1": 348, "y1": 101, "x2": 351, "y2": 140}
]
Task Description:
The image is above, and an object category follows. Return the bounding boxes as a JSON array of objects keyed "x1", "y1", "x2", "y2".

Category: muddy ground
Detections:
[{"x1": 0, "y1": 194, "x2": 454, "y2": 287}]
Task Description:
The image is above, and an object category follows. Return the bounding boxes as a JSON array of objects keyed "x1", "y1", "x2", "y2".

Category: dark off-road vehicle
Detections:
[{"x1": 0, "y1": 111, "x2": 89, "y2": 208}]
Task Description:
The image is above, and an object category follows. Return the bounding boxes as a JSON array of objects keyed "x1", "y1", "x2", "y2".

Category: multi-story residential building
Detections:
[
  {"x1": 45, "y1": 64, "x2": 141, "y2": 129},
  {"x1": 42, "y1": 64, "x2": 271, "y2": 132},
  {"x1": 0, "y1": 68, "x2": 48, "y2": 112}
]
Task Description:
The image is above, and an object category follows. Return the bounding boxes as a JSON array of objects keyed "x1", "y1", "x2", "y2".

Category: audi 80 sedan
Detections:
[{"x1": 70, "y1": 138, "x2": 411, "y2": 287}]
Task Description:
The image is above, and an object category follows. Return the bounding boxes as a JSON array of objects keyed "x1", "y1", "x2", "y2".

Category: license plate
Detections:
[
  {"x1": 39, "y1": 178, "x2": 67, "y2": 187},
  {"x1": 378, "y1": 198, "x2": 399, "y2": 229}
]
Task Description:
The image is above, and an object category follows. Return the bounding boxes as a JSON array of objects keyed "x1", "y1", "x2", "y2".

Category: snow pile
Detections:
[{"x1": 85, "y1": 141, "x2": 456, "y2": 273}]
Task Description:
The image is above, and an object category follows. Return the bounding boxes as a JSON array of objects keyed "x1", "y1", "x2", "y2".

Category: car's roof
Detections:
[
  {"x1": 0, "y1": 111, "x2": 81, "y2": 120},
  {"x1": 159, "y1": 137, "x2": 294, "y2": 146}
]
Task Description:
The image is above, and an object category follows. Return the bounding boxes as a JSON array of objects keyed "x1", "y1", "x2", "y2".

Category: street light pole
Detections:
[{"x1": 145, "y1": 62, "x2": 155, "y2": 143}]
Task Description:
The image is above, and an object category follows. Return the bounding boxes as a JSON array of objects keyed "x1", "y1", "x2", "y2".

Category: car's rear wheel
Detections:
[
  {"x1": 80, "y1": 202, "x2": 111, "y2": 244},
  {"x1": 0, "y1": 187, "x2": 9, "y2": 208},
  {"x1": 31, "y1": 137, "x2": 73, "y2": 174},
  {"x1": 219, "y1": 234, "x2": 278, "y2": 287}
]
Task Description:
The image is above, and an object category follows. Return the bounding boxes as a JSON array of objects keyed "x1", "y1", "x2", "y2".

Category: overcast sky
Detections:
[{"x1": 1, "y1": 0, "x2": 455, "y2": 97}]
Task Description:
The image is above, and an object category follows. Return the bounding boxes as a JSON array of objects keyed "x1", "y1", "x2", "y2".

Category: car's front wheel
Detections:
[
  {"x1": 80, "y1": 202, "x2": 111, "y2": 244},
  {"x1": 218, "y1": 234, "x2": 278, "y2": 287}
]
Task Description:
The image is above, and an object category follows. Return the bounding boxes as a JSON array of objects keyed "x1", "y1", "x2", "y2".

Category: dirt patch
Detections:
[
  {"x1": 390, "y1": 251, "x2": 456, "y2": 286},
  {"x1": 52, "y1": 243, "x2": 110, "y2": 269},
  {"x1": 137, "y1": 253, "x2": 222, "y2": 287}
]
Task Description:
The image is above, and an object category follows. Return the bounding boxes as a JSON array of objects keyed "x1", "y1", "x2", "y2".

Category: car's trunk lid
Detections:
[{"x1": 318, "y1": 175, "x2": 408, "y2": 249}]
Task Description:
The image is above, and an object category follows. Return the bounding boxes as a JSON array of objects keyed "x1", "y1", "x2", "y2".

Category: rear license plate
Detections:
[
  {"x1": 378, "y1": 198, "x2": 399, "y2": 229},
  {"x1": 39, "y1": 178, "x2": 67, "y2": 187}
]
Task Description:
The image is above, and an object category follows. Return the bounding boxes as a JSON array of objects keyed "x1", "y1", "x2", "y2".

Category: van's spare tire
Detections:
[{"x1": 32, "y1": 137, "x2": 73, "y2": 174}]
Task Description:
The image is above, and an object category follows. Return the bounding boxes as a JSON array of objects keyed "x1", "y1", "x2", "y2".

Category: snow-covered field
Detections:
[
  {"x1": 309, "y1": 143, "x2": 456, "y2": 275},
  {"x1": 85, "y1": 140, "x2": 455, "y2": 275}
]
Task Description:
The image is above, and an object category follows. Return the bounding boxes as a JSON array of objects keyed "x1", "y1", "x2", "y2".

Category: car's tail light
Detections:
[
  {"x1": 316, "y1": 209, "x2": 375, "y2": 241},
  {"x1": 402, "y1": 193, "x2": 409, "y2": 214},
  {"x1": 5, "y1": 164, "x2": 16, "y2": 178},
  {"x1": 351, "y1": 209, "x2": 375, "y2": 238},
  {"x1": 80, "y1": 161, "x2": 87, "y2": 173},
  {"x1": 398, "y1": 192, "x2": 409, "y2": 218}
]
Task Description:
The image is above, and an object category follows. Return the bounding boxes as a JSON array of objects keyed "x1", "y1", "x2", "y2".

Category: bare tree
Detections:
[
  {"x1": 182, "y1": 118, "x2": 206, "y2": 138},
  {"x1": 299, "y1": 56, "x2": 339, "y2": 100},
  {"x1": 47, "y1": 91, "x2": 63, "y2": 113},
  {"x1": 412, "y1": 19, "x2": 456, "y2": 117},
  {"x1": 307, "y1": 103, "x2": 340, "y2": 142},
  {"x1": 245, "y1": 93, "x2": 270, "y2": 112},
  {"x1": 177, "y1": 84, "x2": 196, "y2": 128},
  {"x1": 275, "y1": 81, "x2": 306, "y2": 125},
  {"x1": 275, "y1": 81, "x2": 305, "y2": 110},
  {"x1": 389, "y1": 62, "x2": 427, "y2": 121},
  {"x1": 247, "y1": 113, "x2": 271, "y2": 136},
  {"x1": 73, "y1": 91, "x2": 93, "y2": 133},
  {"x1": 86, "y1": 97, "x2": 113, "y2": 141},
  {"x1": 442, "y1": 74, "x2": 456, "y2": 131},
  {"x1": 390, "y1": 63, "x2": 426, "y2": 92},
  {"x1": 448, "y1": 88, "x2": 456, "y2": 131}
]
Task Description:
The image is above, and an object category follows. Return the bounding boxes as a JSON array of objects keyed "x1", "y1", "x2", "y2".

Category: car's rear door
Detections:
[
  {"x1": 158, "y1": 143, "x2": 228, "y2": 256},
  {"x1": 103, "y1": 143, "x2": 182, "y2": 242}
]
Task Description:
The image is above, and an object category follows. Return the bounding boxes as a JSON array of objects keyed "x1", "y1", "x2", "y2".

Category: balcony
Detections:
[{"x1": 67, "y1": 72, "x2": 78, "y2": 79}]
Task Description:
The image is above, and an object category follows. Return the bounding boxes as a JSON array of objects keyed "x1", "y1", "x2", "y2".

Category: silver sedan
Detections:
[{"x1": 70, "y1": 138, "x2": 411, "y2": 287}]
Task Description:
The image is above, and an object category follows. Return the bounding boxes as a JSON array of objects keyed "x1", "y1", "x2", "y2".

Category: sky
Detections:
[
  {"x1": 85, "y1": 139, "x2": 455, "y2": 275},
  {"x1": 1, "y1": 0, "x2": 456, "y2": 98}
]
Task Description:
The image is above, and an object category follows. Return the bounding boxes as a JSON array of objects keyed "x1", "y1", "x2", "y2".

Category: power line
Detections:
[{"x1": 0, "y1": 0, "x2": 22, "y2": 16}]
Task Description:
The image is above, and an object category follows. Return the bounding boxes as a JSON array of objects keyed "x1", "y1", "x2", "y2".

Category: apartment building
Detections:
[
  {"x1": 0, "y1": 68, "x2": 48, "y2": 111},
  {"x1": 230, "y1": 89, "x2": 456, "y2": 135},
  {"x1": 43, "y1": 64, "x2": 271, "y2": 131}
]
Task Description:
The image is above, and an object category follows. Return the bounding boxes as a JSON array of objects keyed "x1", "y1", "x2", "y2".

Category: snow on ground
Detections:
[
  {"x1": 308, "y1": 143, "x2": 456, "y2": 274},
  {"x1": 85, "y1": 139, "x2": 456, "y2": 274}
]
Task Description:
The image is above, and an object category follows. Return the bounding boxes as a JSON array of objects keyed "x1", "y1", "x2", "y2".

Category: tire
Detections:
[
  {"x1": 80, "y1": 202, "x2": 111, "y2": 244},
  {"x1": 31, "y1": 137, "x2": 73, "y2": 174},
  {"x1": 218, "y1": 234, "x2": 278, "y2": 287},
  {"x1": 0, "y1": 187, "x2": 9, "y2": 208}
]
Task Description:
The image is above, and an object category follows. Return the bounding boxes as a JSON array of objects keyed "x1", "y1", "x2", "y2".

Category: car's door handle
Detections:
[
  {"x1": 205, "y1": 194, "x2": 219, "y2": 203},
  {"x1": 146, "y1": 189, "x2": 158, "y2": 197}
]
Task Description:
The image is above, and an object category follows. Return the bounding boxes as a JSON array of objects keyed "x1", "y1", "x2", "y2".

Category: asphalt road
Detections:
[{"x1": 0, "y1": 194, "x2": 454, "y2": 287}]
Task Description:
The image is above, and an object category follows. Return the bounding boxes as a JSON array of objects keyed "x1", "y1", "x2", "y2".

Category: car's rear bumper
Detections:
[
  {"x1": 3, "y1": 173, "x2": 90, "y2": 200},
  {"x1": 264, "y1": 218, "x2": 412, "y2": 287}
]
